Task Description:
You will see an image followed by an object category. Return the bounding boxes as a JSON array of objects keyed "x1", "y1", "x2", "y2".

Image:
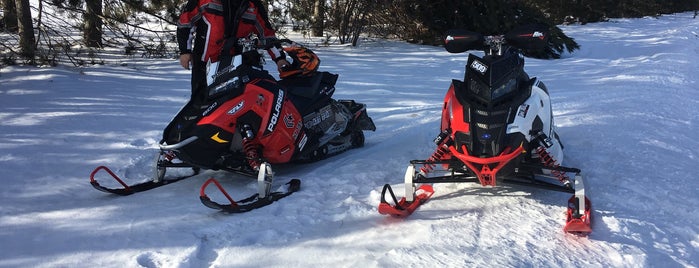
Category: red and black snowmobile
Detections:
[
  {"x1": 91, "y1": 38, "x2": 375, "y2": 213},
  {"x1": 377, "y1": 25, "x2": 591, "y2": 234}
]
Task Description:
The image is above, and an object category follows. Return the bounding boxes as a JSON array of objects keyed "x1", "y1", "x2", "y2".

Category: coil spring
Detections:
[
  {"x1": 163, "y1": 150, "x2": 177, "y2": 161},
  {"x1": 242, "y1": 138, "x2": 262, "y2": 170},
  {"x1": 420, "y1": 145, "x2": 450, "y2": 174},
  {"x1": 535, "y1": 146, "x2": 570, "y2": 185}
]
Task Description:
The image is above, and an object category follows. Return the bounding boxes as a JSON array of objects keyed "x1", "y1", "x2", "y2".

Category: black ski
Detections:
[
  {"x1": 89, "y1": 165, "x2": 199, "y2": 196},
  {"x1": 199, "y1": 178, "x2": 301, "y2": 213}
]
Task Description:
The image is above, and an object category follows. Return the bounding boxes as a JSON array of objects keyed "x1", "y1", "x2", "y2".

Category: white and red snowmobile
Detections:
[
  {"x1": 91, "y1": 37, "x2": 376, "y2": 213},
  {"x1": 377, "y1": 25, "x2": 591, "y2": 234}
]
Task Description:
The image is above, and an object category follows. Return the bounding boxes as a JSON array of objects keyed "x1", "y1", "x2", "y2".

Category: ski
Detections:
[
  {"x1": 563, "y1": 173, "x2": 592, "y2": 234},
  {"x1": 378, "y1": 164, "x2": 435, "y2": 217},
  {"x1": 89, "y1": 165, "x2": 199, "y2": 196},
  {"x1": 378, "y1": 184, "x2": 434, "y2": 217},
  {"x1": 199, "y1": 162, "x2": 301, "y2": 213}
]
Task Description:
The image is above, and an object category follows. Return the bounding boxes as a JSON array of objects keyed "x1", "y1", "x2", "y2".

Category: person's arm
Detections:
[
  {"x1": 177, "y1": 0, "x2": 200, "y2": 69},
  {"x1": 244, "y1": 0, "x2": 289, "y2": 70}
]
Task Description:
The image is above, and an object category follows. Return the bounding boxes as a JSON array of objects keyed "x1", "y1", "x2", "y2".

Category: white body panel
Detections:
[{"x1": 507, "y1": 79, "x2": 564, "y2": 164}]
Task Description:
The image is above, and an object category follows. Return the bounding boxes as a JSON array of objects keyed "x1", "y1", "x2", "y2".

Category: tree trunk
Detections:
[
  {"x1": 15, "y1": 0, "x2": 34, "y2": 63},
  {"x1": 84, "y1": 0, "x2": 103, "y2": 48},
  {"x1": 312, "y1": 0, "x2": 324, "y2": 37},
  {"x1": 2, "y1": 0, "x2": 18, "y2": 32}
]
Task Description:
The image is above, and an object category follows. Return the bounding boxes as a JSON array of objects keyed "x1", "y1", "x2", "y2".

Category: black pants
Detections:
[{"x1": 191, "y1": 57, "x2": 208, "y2": 105}]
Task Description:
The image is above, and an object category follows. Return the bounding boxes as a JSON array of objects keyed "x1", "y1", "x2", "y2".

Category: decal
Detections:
[
  {"x1": 202, "y1": 101, "x2": 218, "y2": 116},
  {"x1": 470, "y1": 60, "x2": 488, "y2": 74},
  {"x1": 306, "y1": 113, "x2": 322, "y2": 128},
  {"x1": 292, "y1": 121, "x2": 303, "y2": 139},
  {"x1": 518, "y1": 104, "x2": 530, "y2": 118},
  {"x1": 444, "y1": 35, "x2": 468, "y2": 43},
  {"x1": 320, "y1": 85, "x2": 335, "y2": 96},
  {"x1": 227, "y1": 100, "x2": 245, "y2": 115},
  {"x1": 321, "y1": 108, "x2": 332, "y2": 120},
  {"x1": 280, "y1": 145, "x2": 290, "y2": 155},
  {"x1": 304, "y1": 105, "x2": 332, "y2": 129},
  {"x1": 266, "y1": 90, "x2": 285, "y2": 132},
  {"x1": 298, "y1": 134, "x2": 308, "y2": 151},
  {"x1": 210, "y1": 132, "x2": 229, "y2": 144},
  {"x1": 284, "y1": 113, "x2": 295, "y2": 128},
  {"x1": 532, "y1": 31, "x2": 545, "y2": 39},
  {"x1": 519, "y1": 31, "x2": 546, "y2": 40}
]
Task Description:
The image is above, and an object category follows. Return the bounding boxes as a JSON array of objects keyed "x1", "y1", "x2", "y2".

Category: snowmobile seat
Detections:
[{"x1": 278, "y1": 71, "x2": 338, "y2": 115}]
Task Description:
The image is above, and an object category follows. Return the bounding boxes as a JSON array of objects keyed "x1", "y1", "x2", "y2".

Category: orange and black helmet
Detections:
[{"x1": 279, "y1": 46, "x2": 320, "y2": 79}]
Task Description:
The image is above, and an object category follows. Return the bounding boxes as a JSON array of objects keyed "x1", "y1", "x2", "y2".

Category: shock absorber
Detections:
[
  {"x1": 420, "y1": 130, "x2": 452, "y2": 174},
  {"x1": 535, "y1": 144, "x2": 571, "y2": 187},
  {"x1": 241, "y1": 124, "x2": 262, "y2": 171}
]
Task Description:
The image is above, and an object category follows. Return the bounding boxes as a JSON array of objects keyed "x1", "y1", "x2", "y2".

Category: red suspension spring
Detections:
[
  {"x1": 420, "y1": 144, "x2": 450, "y2": 174},
  {"x1": 242, "y1": 138, "x2": 262, "y2": 170},
  {"x1": 535, "y1": 146, "x2": 570, "y2": 185}
]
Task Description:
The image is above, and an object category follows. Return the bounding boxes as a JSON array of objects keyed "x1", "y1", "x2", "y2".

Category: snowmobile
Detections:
[
  {"x1": 377, "y1": 24, "x2": 591, "y2": 234},
  {"x1": 90, "y1": 37, "x2": 376, "y2": 213}
]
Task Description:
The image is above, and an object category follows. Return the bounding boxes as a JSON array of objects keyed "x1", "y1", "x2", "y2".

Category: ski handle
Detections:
[
  {"x1": 90, "y1": 166, "x2": 130, "y2": 190},
  {"x1": 199, "y1": 176, "x2": 301, "y2": 213},
  {"x1": 200, "y1": 178, "x2": 239, "y2": 209},
  {"x1": 89, "y1": 165, "x2": 135, "y2": 195},
  {"x1": 380, "y1": 184, "x2": 403, "y2": 210}
]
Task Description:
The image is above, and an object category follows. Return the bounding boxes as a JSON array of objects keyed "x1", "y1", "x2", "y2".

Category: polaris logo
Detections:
[
  {"x1": 470, "y1": 60, "x2": 487, "y2": 74},
  {"x1": 284, "y1": 114, "x2": 295, "y2": 128},
  {"x1": 266, "y1": 90, "x2": 285, "y2": 132}
]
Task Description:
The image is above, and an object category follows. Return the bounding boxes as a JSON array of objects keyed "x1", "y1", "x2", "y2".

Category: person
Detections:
[
  {"x1": 176, "y1": 0, "x2": 290, "y2": 105},
  {"x1": 163, "y1": 0, "x2": 289, "y2": 144}
]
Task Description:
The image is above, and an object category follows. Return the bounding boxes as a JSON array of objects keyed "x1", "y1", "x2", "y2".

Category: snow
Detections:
[{"x1": 1, "y1": 13, "x2": 698, "y2": 268}]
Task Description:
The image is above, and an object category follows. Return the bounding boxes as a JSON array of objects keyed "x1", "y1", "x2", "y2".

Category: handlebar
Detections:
[
  {"x1": 483, "y1": 35, "x2": 507, "y2": 56},
  {"x1": 236, "y1": 35, "x2": 296, "y2": 53}
]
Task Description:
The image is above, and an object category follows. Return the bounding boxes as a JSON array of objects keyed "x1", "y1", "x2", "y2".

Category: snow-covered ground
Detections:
[{"x1": 1, "y1": 13, "x2": 697, "y2": 268}]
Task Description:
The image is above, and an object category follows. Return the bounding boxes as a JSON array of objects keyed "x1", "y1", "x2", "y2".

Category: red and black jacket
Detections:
[{"x1": 177, "y1": 0, "x2": 285, "y2": 63}]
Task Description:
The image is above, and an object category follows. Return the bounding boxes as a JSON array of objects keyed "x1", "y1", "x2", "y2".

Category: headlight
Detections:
[{"x1": 492, "y1": 78, "x2": 517, "y2": 100}]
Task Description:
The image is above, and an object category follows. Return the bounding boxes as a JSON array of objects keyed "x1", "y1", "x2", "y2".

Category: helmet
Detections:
[{"x1": 279, "y1": 46, "x2": 320, "y2": 79}]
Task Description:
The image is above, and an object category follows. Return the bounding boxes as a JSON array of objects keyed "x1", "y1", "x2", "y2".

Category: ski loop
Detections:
[
  {"x1": 90, "y1": 166, "x2": 131, "y2": 194},
  {"x1": 199, "y1": 177, "x2": 301, "y2": 213},
  {"x1": 89, "y1": 165, "x2": 198, "y2": 196},
  {"x1": 380, "y1": 183, "x2": 402, "y2": 210},
  {"x1": 378, "y1": 184, "x2": 434, "y2": 218}
]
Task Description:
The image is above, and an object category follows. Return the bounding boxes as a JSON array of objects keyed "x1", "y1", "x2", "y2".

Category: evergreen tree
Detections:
[{"x1": 382, "y1": 0, "x2": 579, "y2": 58}]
